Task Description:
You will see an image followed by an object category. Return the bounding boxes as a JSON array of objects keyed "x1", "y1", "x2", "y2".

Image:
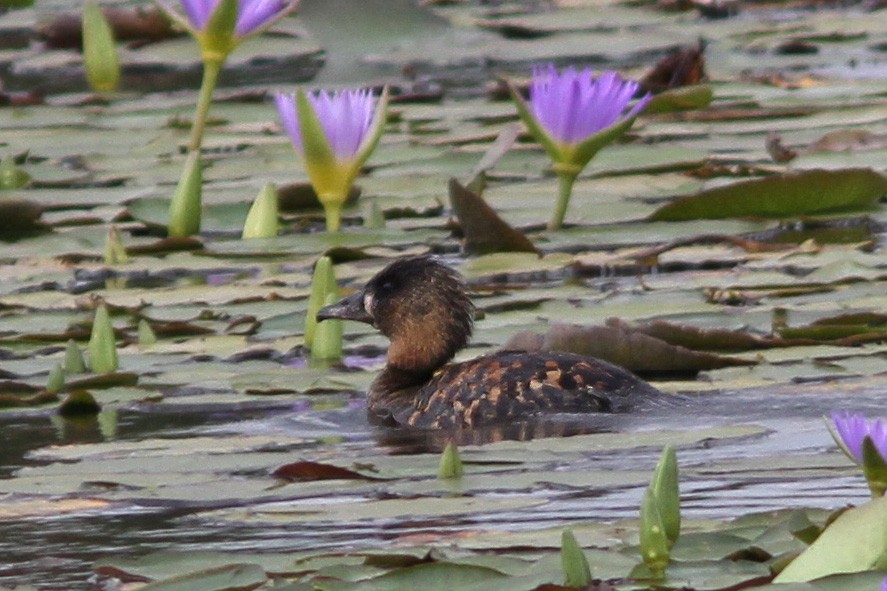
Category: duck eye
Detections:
[{"x1": 363, "y1": 292, "x2": 375, "y2": 315}]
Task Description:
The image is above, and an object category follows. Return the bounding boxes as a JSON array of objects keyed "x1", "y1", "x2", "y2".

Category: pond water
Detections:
[
  {"x1": 0, "y1": 0, "x2": 885, "y2": 589},
  {"x1": 1, "y1": 377, "x2": 882, "y2": 589}
]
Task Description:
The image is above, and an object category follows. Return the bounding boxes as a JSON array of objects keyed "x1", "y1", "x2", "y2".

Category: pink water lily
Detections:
[
  {"x1": 275, "y1": 89, "x2": 377, "y2": 159},
  {"x1": 831, "y1": 411, "x2": 887, "y2": 464},
  {"x1": 529, "y1": 65, "x2": 651, "y2": 145}
]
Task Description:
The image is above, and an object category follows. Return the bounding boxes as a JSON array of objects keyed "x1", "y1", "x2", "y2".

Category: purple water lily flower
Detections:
[
  {"x1": 274, "y1": 89, "x2": 377, "y2": 159},
  {"x1": 881, "y1": 575, "x2": 887, "y2": 591},
  {"x1": 831, "y1": 411, "x2": 887, "y2": 463},
  {"x1": 175, "y1": 0, "x2": 292, "y2": 37},
  {"x1": 529, "y1": 65, "x2": 651, "y2": 145},
  {"x1": 274, "y1": 87, "x2": 387, "y2": 231}
]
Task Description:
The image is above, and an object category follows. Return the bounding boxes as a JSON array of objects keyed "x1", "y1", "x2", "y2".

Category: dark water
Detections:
[{"x1": 0, "y1": 381, "x2": 882, "y2": 590}]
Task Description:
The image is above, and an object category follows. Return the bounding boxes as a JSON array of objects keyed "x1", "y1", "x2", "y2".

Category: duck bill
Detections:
[{"x1": 316, "y1": 292, "x2": 372, "y2": 324}]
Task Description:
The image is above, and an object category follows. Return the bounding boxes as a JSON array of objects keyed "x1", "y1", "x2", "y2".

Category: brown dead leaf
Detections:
[
  {"x1": 448, "y1": 178, "x2": 539, "y2": 256},
  {"x1": 502, "y1": 321, "x2": 755, "y2": 376},
  {"x1": 641, "y1": 39, "x2": 707, "y2": 93},
  {"x1": 272, "y1": 460, "x2": 387, "y2": 482}
]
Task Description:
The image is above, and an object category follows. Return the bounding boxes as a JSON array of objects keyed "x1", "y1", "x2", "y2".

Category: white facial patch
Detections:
[{"x1": 363, "y1": 292, "x2": 375, "y2": 317}]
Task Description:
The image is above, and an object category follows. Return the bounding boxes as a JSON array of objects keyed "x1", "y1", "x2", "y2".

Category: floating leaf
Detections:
[
  {"x1": 137, "y1": 563, "x2": 267, "y2": 591},
  {"x1": 649, "y1": 168, "x2": 887, "y2": 221},
  {"x1": 774, "y1": 496, "x2": 887, "y2": 582}
]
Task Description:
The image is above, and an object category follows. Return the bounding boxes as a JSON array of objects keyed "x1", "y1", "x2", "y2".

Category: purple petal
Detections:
[
  {"x1": 831, "y1": 411, "x2": 887, "y2": 463},
  {"x1": 308, "y1": 89, "x2": 376, "y2": 159},
  {"x1": 881, "y1": 576, "x2": 887, "y2": 591},
  {"x1": 276, "y1": 88, "x2": 378, "y2": 161},
  {"x1": 235, "y1": 0, "x2": 289, "y2": 36},
  {"x1": 275, "y1": 92, "x2": 303, "y2": 154},
  {"x1": 180, "y1": 0, "x2": 215, "y2": 29},
  {"x1": 528, "y1": 65, "x2": 649, "y2": 145}
]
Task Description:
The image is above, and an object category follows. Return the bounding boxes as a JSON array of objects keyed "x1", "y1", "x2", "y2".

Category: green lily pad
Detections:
[{"x1": 649, "y1": 168, "x2": 887, "y2": 221}]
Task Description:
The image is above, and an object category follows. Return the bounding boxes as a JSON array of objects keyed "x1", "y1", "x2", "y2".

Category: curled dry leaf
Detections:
[
  {"x1": 501, "y1": 321, "x2": 755, "y2": 376},
  {"x1": 448, "y1": 178, "x2": 539, "y2": 256}
]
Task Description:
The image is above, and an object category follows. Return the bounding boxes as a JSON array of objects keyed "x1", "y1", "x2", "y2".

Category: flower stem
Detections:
[
  {"x1": 323, "y1": 201, "x2": 343, "y2": 232},
  {"x1": 549, "y1": 171, "x2": 577, "y2": 231},
  {"x1": 188, "y1": 58, "x2": 223, "y2": 151}
]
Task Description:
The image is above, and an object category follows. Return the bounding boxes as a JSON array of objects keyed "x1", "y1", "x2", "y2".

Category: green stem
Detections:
[
  {"x1": 188, "y1": 59, "x2": 223, "y2": 151},
  {"x1": 548, "y1": 171, "x2": 577, "y2": 231},
  {"x1": 323, "y1": 201, "x2": 343, "y2": 232}
]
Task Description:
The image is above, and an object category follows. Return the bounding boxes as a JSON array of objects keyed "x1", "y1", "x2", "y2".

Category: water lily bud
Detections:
[
  {"x1": 365, "y1": 198, "x2": 385, "y2": 229},
  {"x1": 88, "y1": 304, "x2": 118, "y2": 373},
  {"x1": 438, "y1": 441, "x2": 463, "y2": 479},
  {"x1": 104, "y1": 226, "x2": 129, "y2": 265},
  {"x1": 310, "y1": 292, "x2": 343, "y2": 360},
  {"x1": 138, "y1": 319, "x2": 158, "y2": 346},
  {"x1": 304, "y1": 256, "x2": 337, "y2": 348},
  {"x1": 242, "y1": 182, "x2": 280, "y2": 239},
  {"x1": 168, "y1": 150, "x2": 203, "y2": 237},
  {"x1": 0, "y1": 156, "x2": 30, "y2": 190},
  {"x1": 650, "y1": 445, "x2": 681, "y2": 546},
  {"x1": 640, "y1": 486, "x2": 670, "y2": 577},
  {"x1": 560, "y1": 528, "x2": 592, "y2": 587},
  {"x1": 46, "y1": 364, "x2": 65, "y2": 394},
  {"x1": 64, "y1": 339, "x2": 87, "y2": 373},
  {"x1": 82, "y1": 2, "x2": 120, "y2": 93}
]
